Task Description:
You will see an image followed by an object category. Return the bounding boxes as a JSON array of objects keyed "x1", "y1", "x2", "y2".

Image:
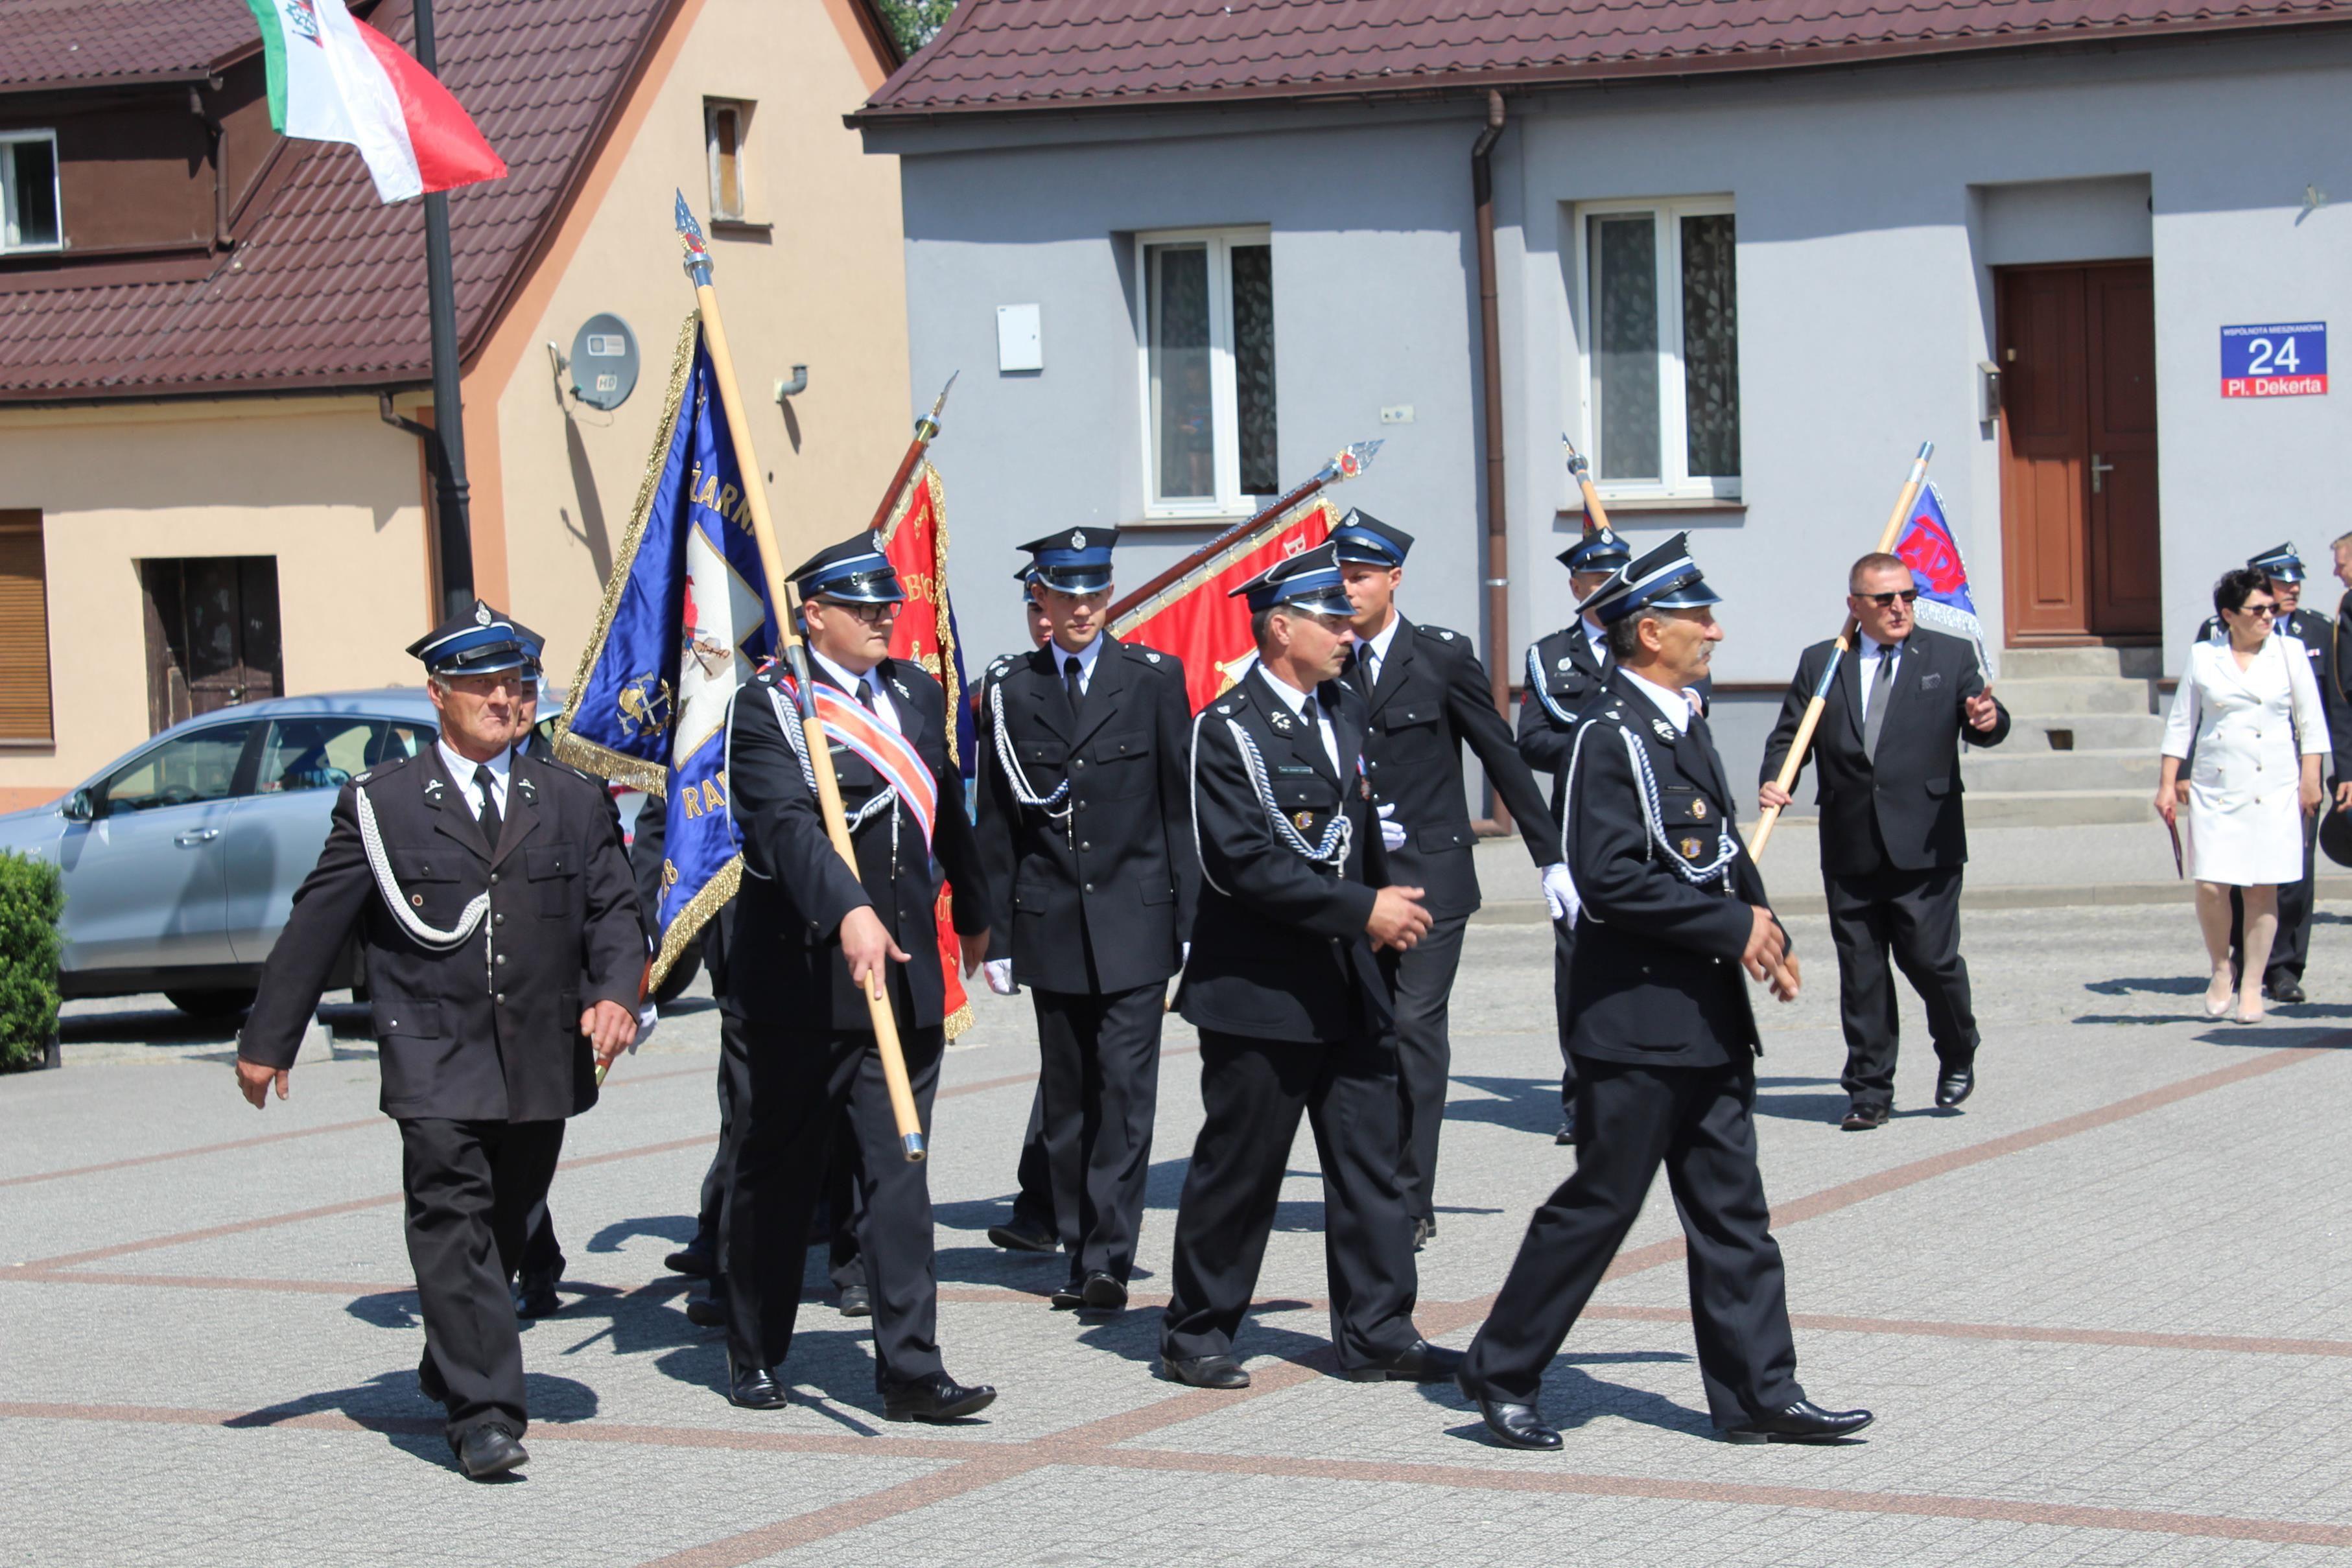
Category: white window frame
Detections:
[
  {"x1": 1573, "y1": 195, "x2": 1741, "y2": 502},
  {"x1": 1133, "y1": 225, "x2": 1271, "y2": 521},
  {"x1": 704, "y1": 100, "x2": 750, "y2": 222},
  {"x1": 0, "y1": 130, "x2": 63, "y2": 255}
]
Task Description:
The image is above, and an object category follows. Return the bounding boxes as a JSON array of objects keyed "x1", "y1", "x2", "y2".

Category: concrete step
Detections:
[
  {"x1": 1993, "y1": 677, "x2": 2159, "y2": 718},
  {"x1": 1962, "y1": 747, "x2": 2163, "y2": 792},
  {"x1": 2008, "y1": 712, "x2": 2169, "y2": 751},
  {"x1": 1953, "y1": 789, "x2": 2156, "y2": 826},
  {"x1": 1998, "y1": 644, "x2": 2163, "y2": 681}
]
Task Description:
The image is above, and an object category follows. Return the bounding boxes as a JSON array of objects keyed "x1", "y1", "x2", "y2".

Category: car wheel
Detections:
[
  {"x1": 164, "y1": 987, "x2": 257, "y2": 1018},
  {"x1": 652, "y1": 946, "x2": 703, "y2": 1006}
]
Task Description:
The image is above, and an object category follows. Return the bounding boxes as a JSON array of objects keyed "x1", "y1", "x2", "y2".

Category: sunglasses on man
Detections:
[{"x1": 1855, "y1": 588, "x2": 1921, "y2": 607}]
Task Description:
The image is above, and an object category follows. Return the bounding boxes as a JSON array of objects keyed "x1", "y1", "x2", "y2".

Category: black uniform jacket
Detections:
[
  {"x1": 1358, "y1": 616, "x2": 1556, "y2": 915},
  {"x1": 1760, "y1": 627, "x2": 2011, "y2": 878},
  {"x1": 974, "y1": 635, "x2": 1199, "y2": 993},
  {"x1": 1176, "y1": 663, "x2": 1393, "y2": 1044},
  {"x1": 2196, "y1": 608, "x2": 2351, "y2": 781},
  {"x1": 725, "y1": 657, "x2": 991, "y2": 1034},
  {"x1": 1516, "y1": 620, "x2": 1612, "y2": 815},
  {"x1": 1566, "y1": 673, "x2": 1781, "y2": 1068},
  {"x1": 239, "y1": 746, "x2": 643, "y2": 1121}
]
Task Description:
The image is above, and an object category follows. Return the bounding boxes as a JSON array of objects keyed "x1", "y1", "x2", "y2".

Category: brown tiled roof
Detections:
[
  {"x1": 859, "y1": 0, "x2": 2352, "y2": 118},
  {"x1": 0, "y1": 0, "x2": 260, "y2": 89},
  {"x1": 0, "y1": 0, "x2": 677, "y2": 402}
]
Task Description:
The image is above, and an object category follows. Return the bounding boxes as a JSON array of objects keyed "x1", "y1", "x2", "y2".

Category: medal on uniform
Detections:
[
  {"x1": 1557, "y1": 657, "x2": 1574, "y2": 672},
  {"x1": 1680, "y1": 836, "x2": 1704, "y2": 858},
  {"x1": 1689, "y1": 799, "x2": 1706, "y2": 819},
  {"x1": 1293, "y1": 810, "x2": 1315, "y2": 830}
]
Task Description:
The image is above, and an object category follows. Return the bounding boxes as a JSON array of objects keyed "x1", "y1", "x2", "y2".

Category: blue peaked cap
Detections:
[
  {"x1": 1328, "y1": 509, "x2": 1413, "y2": 567},
  {"x1": 408, "y1": 600, "x2": 537, "y2": 677},
  {"x1": 1018, "y1": 526, "x2": 1118, "y2": 593},
  {"x1": 2248, "y1": 541, "x2": 2304, "y2": 582},
  {"x1": 1583, "y1": 533, "x2": 1723, "y2": 626},
  {"x1": 1557, "y1": 526, "x2": 1631, "y2": 573},
  {"x1": 792, "y1": 532, "x2": 904, "y2": 604},
  {"x1": 1230, "y1": 541, "x2": 1355, "y2": 616}
]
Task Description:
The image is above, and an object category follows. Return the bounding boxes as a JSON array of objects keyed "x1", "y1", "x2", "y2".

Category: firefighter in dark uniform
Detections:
[
  {"x1": 234, "y1": 603, "x2": 644, "y2": 1479},
  {"x1": 1330, "y1": 510, "x2": 1558, "y2": 1246},
  {"x1": 1158, "y1": 543, "x2": 1460, "y2": 1390},
  {"x1": 975, "y1": 526, "x2": 1197, "y2": 1311},
  {"x1": 2189, "y1": 542, "x2": 2352, "y2": 1003},
  {"x1": 1456, "y1": 537, "x2": 1872, "y2": 1451},
  {"x1": 720, "y1": 532, "x2": 998, "y2": 1421},
  {"x1": 1516, "y1": 526, "x2": 1630, "y2": 1143}
]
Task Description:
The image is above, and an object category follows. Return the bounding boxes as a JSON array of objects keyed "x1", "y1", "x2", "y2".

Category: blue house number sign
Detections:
[{"x1": 2221, "y1": 322, "x2": 2327, "y2": 398}]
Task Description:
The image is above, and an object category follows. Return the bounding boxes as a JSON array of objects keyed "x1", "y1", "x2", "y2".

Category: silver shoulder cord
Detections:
[
  {"x1": 355, "y1": 780, "x2": 489, "y2": 950},
  {"x1": 1554, "y1": 715, "x2": 1739, "y2": 913},
  {"x1": 1187, "y1": 709, "x2": 1354, "y2": 895},
  {"x1": 1188, "y1": 709, "x2": 1229, "y2": 898},
  {"x1": 989, "y1": 678, "x2": 1071, "y2": 819},
  {"x1": 1528, "y1": 642, "x2": 1577, "y2": 726},
  {"x1": 764, "y1": 683, "x2": 896, "y2": 834}
]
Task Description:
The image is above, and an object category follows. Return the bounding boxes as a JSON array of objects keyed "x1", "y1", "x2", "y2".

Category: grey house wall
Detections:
[{"x1": 868, "y1": 30, "x2": 2352, "y2": 806}]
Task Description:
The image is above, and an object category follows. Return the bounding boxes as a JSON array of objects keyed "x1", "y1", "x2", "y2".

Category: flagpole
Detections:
[
  {"x1": 412, "y1": 0, "x2": 473, "y2": 618},
  {"x1": 672, "y1": 193, "x2": 928, "y2": 1162},
  {"x1": 866, "y1": 372, "x2": 958, "y2": 536},
  {"x1": 1748, "y1": 442, "x2": 1935, "y2": 861}
]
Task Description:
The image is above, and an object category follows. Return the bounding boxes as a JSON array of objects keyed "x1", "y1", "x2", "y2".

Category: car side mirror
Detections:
[{"x1": 61, "y1": 789, "x2": 95, "y2": 823}]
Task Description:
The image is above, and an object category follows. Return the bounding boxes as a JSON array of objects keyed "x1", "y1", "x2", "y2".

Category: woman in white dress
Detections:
[{"x1": 2156, "y1": 568, "x2": 2328, "y2": 1023}]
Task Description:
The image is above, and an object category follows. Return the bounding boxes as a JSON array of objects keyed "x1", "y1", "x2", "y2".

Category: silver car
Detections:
[{"x1": 0, "y1": 691, "x2": 447, "y2": 1014}]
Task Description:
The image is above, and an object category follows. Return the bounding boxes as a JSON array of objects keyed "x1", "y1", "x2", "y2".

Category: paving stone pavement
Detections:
[{"x1": 6, "y1": 899, "x2": 2352, "y2": 1567}]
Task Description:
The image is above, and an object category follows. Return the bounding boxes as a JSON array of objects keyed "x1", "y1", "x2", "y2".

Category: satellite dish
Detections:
[{"x1": 568, "y1": 313, "x2": 639, "y2": 410}]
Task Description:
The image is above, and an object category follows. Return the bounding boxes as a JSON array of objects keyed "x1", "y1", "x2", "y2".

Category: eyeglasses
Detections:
[
  {"x1": 1855, "y1": 589, "x2": 1921, "y2": 607},
  {"x1": 821, "y1": 599, "x2": 900, "y2": 624},
  {"x1": 2240, "y1": 602, "x2": 2279, "y2": 618}
]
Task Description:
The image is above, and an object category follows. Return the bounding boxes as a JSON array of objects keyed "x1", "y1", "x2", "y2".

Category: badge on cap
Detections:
[
  {"x1": 475, "y1": 604, "x2": 491, "y2": 626},
  {"x1": 1070, "y1": 530, "x2": 1087, "y2": 550}
]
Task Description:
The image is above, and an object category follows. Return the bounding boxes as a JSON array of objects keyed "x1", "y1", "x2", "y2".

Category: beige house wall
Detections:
[
  {"x1": 0, "y1": 398, "x2": 430, "y2": 804},
  {"x1": 478, "y1": 0, "x2": 911, "y2": 695}
]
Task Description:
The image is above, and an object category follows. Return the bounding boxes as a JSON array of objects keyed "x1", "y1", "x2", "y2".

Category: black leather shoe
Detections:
[
  {"x1": 727, "y1": 1357, "x2": 789, "y2": 1410},
  {"x1": 1555, "y1": 1108, "x2": 1578, "y2": 1146},
  {"x1": 685, "y1": 1289, "x2": 729, "y2": 1328},
  {"x1": 664, "y1": 1246, "x2": 716, "y2": 1278},
  {"x1": 1840, "y1": 1103, "x2": 1890, "y2": 1131},
  {"x1": 1051, "y1": 1271, "x2": 1125, "y2": 1311},
  {"x1": 987, "y1": 1216, "x2": 1060, "y2": 1254},
  {"x1": 1457, "y1": 1372, "x2": 1561, "y2": 1450},
  {"x1": 837, "y1": 1283, "x2": 871, "y2": 1318},
  {"x1": 2266, "y1": 980, "x2": 2307, "y2": 1005},
  {"x1": 512, "y1": 1269, "x2": 561, "y2": 1319},
  {"x1": 1934, "y1": 1067, "x2": 1975, "y2": 1108},
  {"x1": 1343, "y1": 1339, "x2": 1464, "y2": 1383},
  {"x1": 454, "y1": 1422, "x2": 529, "y2": 1479},
  {"x1": 1722, "y1": 1399, "x2": 1875, "y2": 1444},
  {"x1": 882, "y1": 1371, "x2": 996, "y2": 1422},
  {"x1": 1161, "y1": 1353, "x2": 1250, "y2": 1389}
]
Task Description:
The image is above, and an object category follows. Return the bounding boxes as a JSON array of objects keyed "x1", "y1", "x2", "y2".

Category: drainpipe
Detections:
[{"x1": 1470, "y1": 89, "x2": 1512, "y2": 832}]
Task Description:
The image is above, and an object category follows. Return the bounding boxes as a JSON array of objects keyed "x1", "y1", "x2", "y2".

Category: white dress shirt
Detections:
[
  {"x1": 1622, "y1": 668, "x2": 1693, "y2": 735},
  {"x1": 1581, "y1": 617, "x2": 1608, "y2": 667},
  {"x1": 810, "y1": 648, "x2": 901, "y2": 734},
  {"x1": 1052, "y1": 633, "x2": 1107, "y2": 696},
  {"x1": 1261, "y1": 668, "x2": 1342, "y2": 774},
  {"x1": 438, "y1": 737, "x2": 511, "y2": 821},
  {"x1": 1856, "y1": 635, "x2": 1905, "y2": 720},
  {"x1": 1355, "y1": 613, "x2": 1404, "y2": 690}
]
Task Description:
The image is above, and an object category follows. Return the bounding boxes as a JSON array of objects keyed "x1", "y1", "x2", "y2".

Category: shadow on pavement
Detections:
[
  {"x1": 225, "y1": 1368, "x2": 600, "y2": 1475},
  {"x1": 583, "y1": 1214, "x2": 700, "y2": 1255},
  {"x1": 1446, "y1": 1075, "x2": 1568, "y2": 1137}
]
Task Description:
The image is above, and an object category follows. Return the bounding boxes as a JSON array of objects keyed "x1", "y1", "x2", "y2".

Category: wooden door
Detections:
[
  {"x1": 139, "y1": 557, "x2": 285, "y2": 732},
  {"x1": 1997, "y1": 263, "x2": 2161, "y2": 642}
]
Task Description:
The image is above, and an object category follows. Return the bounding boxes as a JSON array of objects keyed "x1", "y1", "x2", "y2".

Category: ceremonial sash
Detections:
[{"x1": 769, "y1": 674, "x2": 938, "y2": 847}]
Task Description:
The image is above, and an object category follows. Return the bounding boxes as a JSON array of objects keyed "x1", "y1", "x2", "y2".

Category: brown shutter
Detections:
[{"x1": 0, "y1": 511, "x2": 54, "y2": 742}]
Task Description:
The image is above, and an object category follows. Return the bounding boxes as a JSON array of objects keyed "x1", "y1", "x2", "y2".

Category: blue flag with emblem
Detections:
[{"x1": 554, "y1": 313, "x2": 775, "y2": 983}]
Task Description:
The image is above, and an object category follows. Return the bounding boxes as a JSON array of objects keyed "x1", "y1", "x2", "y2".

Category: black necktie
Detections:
[
  {"x1": 1863, "y1": 652, "x2": 1896, "y2": 760},
  {"x1": 1064, "y1": 655, "x2": 1085, "y2": 720},
  {"x1": 472, "y1": 763, "x2": 502, "y2": 847},
  {"x1": 856, "y1": 676, "x2": 878, "y2": 714},
  {"x1": 1350, "y1": 644, "x2": 1376, "y2": 699}
]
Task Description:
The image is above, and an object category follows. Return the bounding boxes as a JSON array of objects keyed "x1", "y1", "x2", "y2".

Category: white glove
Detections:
[
  {"x1": 631, "y1": 1001, "x2": 658, "y2": 1052},
  {"x1": 1540, "y1": 862, "x2": 1579, "y2": 924},
  {"x1": 1377, "y1": 801, "x2": 1406, "y2": 852},
  {"x1": 1181, "y1": 942, "x2": 1191, "y2": 966},
  {"x1": 983, "y1": 958, "x2": 1018, "y2": 996}
]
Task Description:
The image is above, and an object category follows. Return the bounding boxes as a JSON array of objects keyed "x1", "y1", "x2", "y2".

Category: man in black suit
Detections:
[
  {"x1": 1459, "y1": 535, "x2": 1870, "y2": 1451},
  {"x1": 1516, "y1": 526, "x2": 1631, "y2": 1143},
  {"x1": 976, "y1": 526, "x2": 1197, "y2": 1312},
  {"x1": 720, "y1": 532, "x2": 998, "y2": 1422},
  {"x1": 1159, "y1": 543, "x2": 1461, "y2": 1391},
  {"x1": 1761, "y1": 553, "x2": 2010, "y2": 1130},
  {"x1": 235, "y1": 603, "x2": 644, "y2": 1479},
  {"x1": 1331, "y1": 510, "x2": 1558, "y2": 1246},
  {"x1": 2189, "y1": 543, "x2": 2352, "y2": 1003}
]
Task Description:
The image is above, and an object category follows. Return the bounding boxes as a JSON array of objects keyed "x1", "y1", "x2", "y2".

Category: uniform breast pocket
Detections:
[
  {"x1": 525, "y1": 844, "x2": 577, "y2": 917},
  {"x1": 1381, "y1": 704, "x2": 1441, "y2": 741},
  {"x1": 1271, "y1": 776, "x2": 1338, "y2": 835},
  {"x1": 1094, "y1": 731, "x2": 1152, "y2": 795},
  {"x1": 1017, "y1": 738, "x2": 1068, "y2": 771},
  {"x1": 1657, "y1": 787, "x2": 1719, "y2": 865},
  {"x1": 392, "y1": 850, "x2": 463, "y2": 922}
]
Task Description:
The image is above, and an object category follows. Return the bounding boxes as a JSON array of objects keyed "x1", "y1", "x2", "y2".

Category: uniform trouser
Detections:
[
  {"x1": 1034, "y1": 981, "x2": 1164, "y2": 1284},
  {"x1": 1391, "y1": 911, "x2": 1471, "y2": 1224},
  {"x1": 692, "y1": 910, "x2": 739, "y2": 1261},
  {"x1": 2229, "y1": 823, "x2": 2316, "y2": 987},
  {"x1": 1461, "y1": 1059, "x2": 1804, "y2": 1426},
  {"x1": 723, "y1": 1012, "x2": 946, "y2": 1388},
  {"x1": 1824, "y1": 864, "x2": 1978, "y2": 1111},
  {"x1": 1551, "y1": 914, "x2": 1580, "y2": 1113},
  {"x1": 1010, "y1": 1088, "x2": 1056, "y2": 1234},
  {"x1": 399, "y1": 1116, "x2": 567, "y2": 1443},
  {"x1": 515, "y1": 1199, "x2": 563, "y2": 1283},
  {"x1": 1160, "y1": 1027, "x2": 1422, "y2": 1372}
]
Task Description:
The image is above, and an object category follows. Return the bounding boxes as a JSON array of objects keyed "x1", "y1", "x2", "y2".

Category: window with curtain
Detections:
[
  {"x1": 1138, "y1": 228, "x2": 1277, "y2": 517},
  {"x1": 1581, "y1": 199, "x2": 1741, "y2": 498},
  {"x1": 1, "y1": 132, "x2": 60, "y2": 254}
]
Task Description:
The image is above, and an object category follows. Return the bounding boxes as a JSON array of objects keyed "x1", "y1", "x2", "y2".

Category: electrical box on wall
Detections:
[{"x1": 996, "y1": 304, "x2": 1042, "y2": 372}]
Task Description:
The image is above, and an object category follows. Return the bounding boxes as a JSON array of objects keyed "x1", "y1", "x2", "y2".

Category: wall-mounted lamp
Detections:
[
  {"x1": 1977, "y1": 360, "x2": 2002, "y2": 422},
  {"x1": 774, "y1": 365, "x2": 808, "y2": 404}
]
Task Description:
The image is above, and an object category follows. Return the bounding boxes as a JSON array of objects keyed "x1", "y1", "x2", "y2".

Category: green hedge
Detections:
[{"x1": 0, "y1": 849, "x2": 62, "y2": 1071}]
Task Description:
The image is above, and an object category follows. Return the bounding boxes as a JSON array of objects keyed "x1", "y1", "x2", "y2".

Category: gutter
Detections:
[{"x1": 1470, "y1": 89, "x2": 1514, "y2": 836}]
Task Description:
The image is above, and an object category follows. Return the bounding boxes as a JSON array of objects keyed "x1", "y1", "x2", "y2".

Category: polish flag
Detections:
[{"x1": 244, "y1": 0, "x2": 506, "y2": 204}]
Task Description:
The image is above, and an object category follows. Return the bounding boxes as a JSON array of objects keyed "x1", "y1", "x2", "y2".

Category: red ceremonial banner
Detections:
[
  {"x1": 1112, "y1": 498, "x2": 1339, "y2": 712},
  {"x1": 878, "y1": 462, "x2": 972, "y2": 1038}
]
